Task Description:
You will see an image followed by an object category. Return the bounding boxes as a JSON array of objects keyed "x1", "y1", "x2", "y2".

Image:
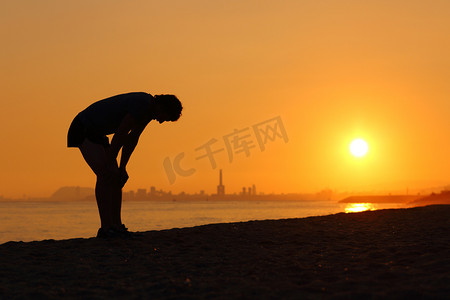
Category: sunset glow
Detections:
[
  {"x1": 0, "y1": 1, "x2": 449, "y2": 198},
  {"x1": 345, "y1": 203, "x2": 376, "y2": 213}
]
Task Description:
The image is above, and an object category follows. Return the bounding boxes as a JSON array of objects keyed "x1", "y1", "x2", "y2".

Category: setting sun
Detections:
[{"x1": 350, "y1": 139, "x2": 369, "y2": 158}]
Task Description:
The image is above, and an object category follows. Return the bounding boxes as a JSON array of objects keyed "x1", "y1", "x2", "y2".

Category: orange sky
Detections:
[{"x1": 1, "y1": 1, "x2": 449, "y2": 198}]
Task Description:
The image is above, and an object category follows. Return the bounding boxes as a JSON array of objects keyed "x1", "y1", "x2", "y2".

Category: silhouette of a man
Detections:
[{"x1": 68, "y1": 92, "x2": 182, "y2": 238}]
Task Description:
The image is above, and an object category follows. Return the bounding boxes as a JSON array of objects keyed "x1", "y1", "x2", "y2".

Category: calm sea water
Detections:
[{"x1": 0, "y1": 200, "x2": 347, "y2": 244}]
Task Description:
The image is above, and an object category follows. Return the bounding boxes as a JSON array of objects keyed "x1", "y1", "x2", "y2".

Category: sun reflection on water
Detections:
[{"x1": 345, "y1": 203, "x2": 376, "y2": 213}]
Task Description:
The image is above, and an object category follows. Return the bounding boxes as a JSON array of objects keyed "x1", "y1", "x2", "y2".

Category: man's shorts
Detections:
[{"x1": 67, "y1": 115, "x2": 109, "y2": 148}]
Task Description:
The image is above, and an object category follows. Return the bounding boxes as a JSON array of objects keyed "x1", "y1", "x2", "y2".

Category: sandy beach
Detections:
[{"x1": 0, "y1": 205, "x2": 448, "y2": 299}]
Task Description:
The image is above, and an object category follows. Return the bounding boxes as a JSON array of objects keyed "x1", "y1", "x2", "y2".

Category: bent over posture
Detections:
[{"x1": 68, "y1": 92, "x2": 182, "y2": 238}]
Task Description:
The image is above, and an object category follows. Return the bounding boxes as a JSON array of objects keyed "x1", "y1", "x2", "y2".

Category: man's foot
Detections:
[
  {"x1": 116, "y1": 224, "x2": 133, "y2": 238},
  {"x1": 96, "y1": 224, "x2": 134, "y2": 239},
  {"x1": 96, "y1": 227, "x2": 118, "y2": 238}
]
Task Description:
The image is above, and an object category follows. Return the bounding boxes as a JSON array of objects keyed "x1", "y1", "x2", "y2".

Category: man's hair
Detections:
[{"x1": 154, "y1": 94, "x2": 183, "y2": 121}]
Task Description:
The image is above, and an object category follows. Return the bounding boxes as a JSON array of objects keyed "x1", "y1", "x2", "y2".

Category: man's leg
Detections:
[
  {"x1": 79, "y1": 139, "x2": 119, "y2": 229},
  {"x1": 111, "y1": 185, "x2": 122, "y2": 227},
  {"x1": 95, "y1": 177, "x2": 114, "y2": 229}
]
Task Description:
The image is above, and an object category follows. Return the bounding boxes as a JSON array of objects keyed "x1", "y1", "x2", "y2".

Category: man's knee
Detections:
[{"x1": 97, "y1": 167, "x2": 120, "y2": 186}]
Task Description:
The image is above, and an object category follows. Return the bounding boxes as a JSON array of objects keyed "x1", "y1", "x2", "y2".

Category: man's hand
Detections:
[{"x1": 119, "y1": 168, "x2": 129, "y2": 188}]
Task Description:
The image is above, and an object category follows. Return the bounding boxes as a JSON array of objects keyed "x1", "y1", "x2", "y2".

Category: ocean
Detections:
[{"x1": 0, "y1": 199, "x2": 348, "y2": 244}]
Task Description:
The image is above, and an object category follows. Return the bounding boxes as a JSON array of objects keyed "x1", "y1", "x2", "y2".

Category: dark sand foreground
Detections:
[{"x1": 0, "y1": 205, "x2": 449, "y2": 299}]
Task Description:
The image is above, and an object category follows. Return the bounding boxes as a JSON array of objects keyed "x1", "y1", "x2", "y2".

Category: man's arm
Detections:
[
  {"x1": 119, "y1": 126, "x2": 145, "y2": 171},
  {"x1": 109, "y1": 114, "x2": 136, "y2": 159},
  {"x1": 108, "y1": 113, "x2": 147, "y2": 187},
  {"x1": 109, "y1": 113, "x2": 146, "y2": 166}
]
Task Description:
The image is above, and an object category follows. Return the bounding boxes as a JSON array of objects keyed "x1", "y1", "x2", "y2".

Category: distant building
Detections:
[
  {"x1": 123, "y1": 190, "x2": 135, "y2": 201},
  {"x1": 217, "y1": 169, "x2": 225, "y2": 195},
  {"x1": 150, "y1": 186, "x2": 156, "y2": 196},
  {"x1": 136, "y1": 189, "x2": 147, "y2": 200}
]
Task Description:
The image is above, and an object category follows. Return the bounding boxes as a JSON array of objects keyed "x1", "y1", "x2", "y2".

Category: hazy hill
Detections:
[
  {"x1": 339, "y1": 195, "x2": 422, "y2": 204},
  {"x1": 408, "y1": 190, "x2": 450, "y2": 206},
  {"x1": 50, "y1": 186, "x2": 94, "y2": 201}
]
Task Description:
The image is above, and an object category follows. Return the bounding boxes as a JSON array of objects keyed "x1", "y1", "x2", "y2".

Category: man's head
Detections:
[{"x1": 154, "y1": 94, "x2": 183, "y2": 123}]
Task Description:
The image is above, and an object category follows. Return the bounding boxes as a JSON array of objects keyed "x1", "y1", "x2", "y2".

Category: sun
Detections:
[{"x1": 349, "y1": 138, "x2": 369, "y2": 158}]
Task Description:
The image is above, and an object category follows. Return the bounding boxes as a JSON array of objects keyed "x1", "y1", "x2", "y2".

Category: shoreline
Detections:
[
  {"x1": 0, "y1": 200, "x2": 343, "y2": 244},
  {"x1": 0, "y1": 205, "x2": 448, "y2": 299}
]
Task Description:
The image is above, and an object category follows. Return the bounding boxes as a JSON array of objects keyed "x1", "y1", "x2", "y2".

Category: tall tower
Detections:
[{"x1": 217, "y1": 169, "x2": 225, "y2": 196}]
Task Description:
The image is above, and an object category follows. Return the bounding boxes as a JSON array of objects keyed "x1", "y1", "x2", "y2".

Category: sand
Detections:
[{"x1": 0, "y1": 205, "x2": 448, "y2": 299}]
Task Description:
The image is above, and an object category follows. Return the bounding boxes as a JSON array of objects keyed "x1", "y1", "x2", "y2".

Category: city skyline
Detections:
[{"x1": 2, "y1": 167, "x2": 449, "y2": 202}]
